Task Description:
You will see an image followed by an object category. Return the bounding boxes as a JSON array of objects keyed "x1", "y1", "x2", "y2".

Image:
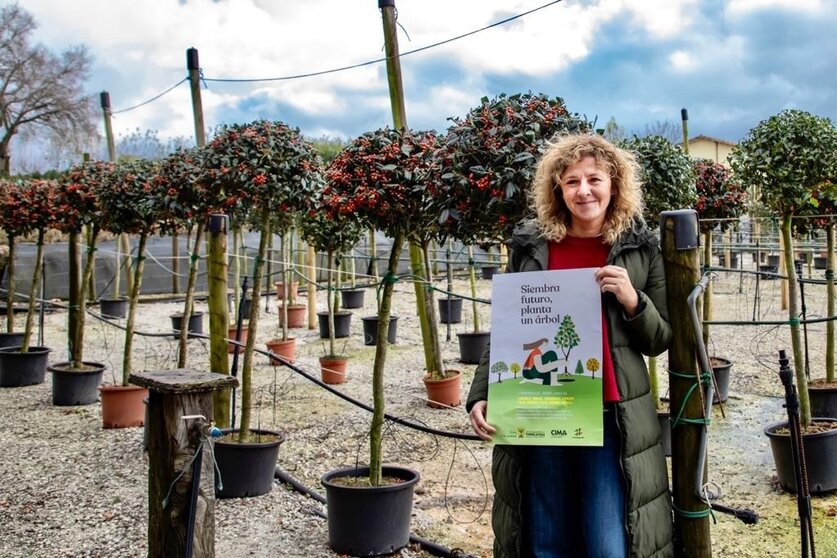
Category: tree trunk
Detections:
[
  {"x1": 409, "y1": 242, "x2": 435, "y2": 377},
  {"x1": 369, "y1": 231, "x2": 404, "y2": 486},
  {"x1": 21, "y1": 230, "x2": 45, "y2": 353},
  {"x1": 827, "y1": 224, "x2": 834, "y2": 383},
  {"x1": 68, "y1": 230, "x2": 81, "y2": 366},
  {"x1": 6, "y1": 237, "x2": 14, "y2": 332},
  {"x1": 781, "y1": 215, "x2": 811, "y2": 425},
  {"x1": 74, "y1": 227, "x2": 100, "y2": 368},
  {"x1": 702, "y1": 231, "x2": 712, "y2": 346},
  {"x1": 238, "y1": 210, "x2": 271, "y2": 443},
  {"x1": 327, "y1": 250, "x2": 335, "y2": 357},
  {"x1": 122, "y1": 233, "x2": 148, "y2": 385},
  {"x1": 421, "y1": 242, "x2": 444, "y2": 379},
  {"x1": 467, "y1": 246, "x2": 481, "y2": 332},
  {"x1": 176, "y1": 220, "x2": 206, "y2": 368}
]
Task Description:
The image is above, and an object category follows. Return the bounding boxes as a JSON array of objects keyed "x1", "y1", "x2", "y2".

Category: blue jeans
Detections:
[{"x1": 522, "y1": 410, "x2": 628, "y2": 558}]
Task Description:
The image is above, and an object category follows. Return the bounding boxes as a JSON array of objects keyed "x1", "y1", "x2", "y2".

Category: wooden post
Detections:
[
  {"x1": 660, "y1": 210, "x2": 711, "y2": 557},
  {"x1": 100, "y1": 91, "x2": 133, "y2": 297},
  {"x1": 207, "y1": 215, "x2": 231, "y2": 427},
  {"x1": 130, "y1": 369, "x2": 237, "y2": 558}
]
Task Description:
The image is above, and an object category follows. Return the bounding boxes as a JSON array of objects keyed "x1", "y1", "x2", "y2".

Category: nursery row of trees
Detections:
[{"x1": 1, "y1": 92, "x2": 835, "y2": 478}]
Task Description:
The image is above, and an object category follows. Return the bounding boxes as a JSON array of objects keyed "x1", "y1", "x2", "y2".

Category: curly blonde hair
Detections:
[{"x1": 530, "y1": 134, "x2": 643, "y2": 244}]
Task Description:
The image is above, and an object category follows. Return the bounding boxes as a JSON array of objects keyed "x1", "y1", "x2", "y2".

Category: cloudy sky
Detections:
[{"x1": 19, "y1": 0, "x2": 837, "y2": 148}]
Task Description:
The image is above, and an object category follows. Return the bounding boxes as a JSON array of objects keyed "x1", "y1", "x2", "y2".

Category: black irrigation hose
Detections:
[
  {"x1": 72, "y1": 308, "x2": 481, "y2": 442},
  {"x1": 273, "y1": 467, "x2": 478, "y2": 558}
]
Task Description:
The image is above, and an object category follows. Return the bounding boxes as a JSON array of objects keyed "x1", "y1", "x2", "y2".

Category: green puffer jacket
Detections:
[{"x1": 466, "y1": 218, "x2": 674, "y2": 558}]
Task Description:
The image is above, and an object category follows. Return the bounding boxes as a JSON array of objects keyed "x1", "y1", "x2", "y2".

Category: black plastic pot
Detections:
[
  {"x1": 169, "y1": 311, "x2": 204, "y2": 337},
  {"x1": 321, "y1": 465, "x2": 420, "y2": 557},
  {"x1": 716, "y1": 253, "x2": 739, "y2": 268},
  {"x1": 814, "y1": 256, "x2": 828, "y2": 270},
  {"x1": 764, "y1": 418, "x2": 837, "y2": 494},
  {"x1": 0, "y1": 332, "x2": 24, "y2": 349},
  {"x1": 480, "y1": 265, "x2": 500, "y2": 280},
  {"x1": 457, "y1": 331, "x2": 490, "y2": 364},
  {"x1": 214, "y1": 428, "x2": 285, "y2": 499},
  {"x1": 318, "y1": 311, "x2": 352, "y2": 339},
  {"x1": 99, "y1": 297, "x2": 128, "y2": 319},
  {"x1": 710, "y1": 356, "x2": 732, "y2": 404},
  {"x1": 437, "y1": 297, "x2": 462, "y2": 324},
  {"x1": 361, "y1": 315, "x2": 398, "y2": 346},
  {"x1": 0, "y1": 346, "x2": 50, "y2": 387},
  {"x1": 49, "y1": 361, "x2": 105, "y2": 406},
  {"x1": 759, "y1": 264, "x2": 778, "y2": 279},
  {"x1": 809, "y1": 382, "x2": 837, "y2": 419},
  {"x1": 340, "y1": 288, "x2": 365, "y2": 309}
]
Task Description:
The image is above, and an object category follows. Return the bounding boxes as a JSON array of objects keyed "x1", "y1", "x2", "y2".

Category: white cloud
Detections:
[
  {"x1": 669, "y1": 50, "x2": 696, "y2": 72},
  {"x1": 727, "y1": 0, "x2": 824, "y2": 14}
]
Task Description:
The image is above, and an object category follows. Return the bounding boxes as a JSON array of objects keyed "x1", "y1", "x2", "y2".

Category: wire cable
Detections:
[
  {"x1": 202, "y1": 0, "x2": 564, "y2": 84},
  {"x1": 111, "y1": 77, "x2": 189, "y2": 115}
]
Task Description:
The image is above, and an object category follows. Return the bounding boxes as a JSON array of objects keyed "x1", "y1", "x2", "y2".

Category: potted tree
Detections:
[
  {"x1": 298, "y1": 195, "x2": 364, "y2": 384},
  {"x1": 47, "y1": 161, "x2": 114, "y2": 405},
  {"x1": 732, "y1": 109, "x2": 837, "y2": 493},
  {"x1": 0, "y1": 178, "x2": 57, "y2": 387},
  {"x1": 266, "y1": 212, "x2": 304, "y2": 364},
  {"x1": 154, "y1": 147, "x2": 211, "y2": 369},
  {"x1": 693, "y1": 158, "x2": 748, "y2": 404},
  {"x1": 94, "y1": 159, "x2": 164, "y2": 428},
  {"x1": 203, "y1": 120, "x2": 323, "y2": 498},
  {"x1": 436, "y1": 92, "x2": 588, "y2": 364},
  {"x1": 319, "y1": 128, "x2": 427, "y2": 552}
]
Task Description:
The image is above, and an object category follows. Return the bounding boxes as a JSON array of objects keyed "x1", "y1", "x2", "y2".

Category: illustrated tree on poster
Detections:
[
  {"x1": 510, "y1": 362, "x2": 521, "y2": 379},
  {"x1": 574, "y1": 360, "x2": 584, "y2": 375},
  {"x1": 491, "y1": 361, "x2": 508, "y2": 383},
  {"x1": 586, "y1": 357, "x2": 600, "y2": 379},
  {"x1": 554, "y1": 315, "x2": 580, "y2": 374}
]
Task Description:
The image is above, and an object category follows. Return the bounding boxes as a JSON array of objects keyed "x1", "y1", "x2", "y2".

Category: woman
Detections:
[{"x1": 467, "y1": 134, "x2": 673, "y2": 558}]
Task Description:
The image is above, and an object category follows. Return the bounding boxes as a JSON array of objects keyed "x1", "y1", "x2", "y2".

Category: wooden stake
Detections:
[{"x1": 661, "y1": 211, "x2": 711, "y2": 557}]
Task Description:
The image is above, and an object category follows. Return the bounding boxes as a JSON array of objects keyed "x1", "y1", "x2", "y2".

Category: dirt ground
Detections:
[{"x1": 4, "y1": 255, "x2": 837, "y2": 557}]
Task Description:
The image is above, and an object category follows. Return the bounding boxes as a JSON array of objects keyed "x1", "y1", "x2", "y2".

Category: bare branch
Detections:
[{"x1": 0, "y1": 2, "x2": 96, "y2": 175}]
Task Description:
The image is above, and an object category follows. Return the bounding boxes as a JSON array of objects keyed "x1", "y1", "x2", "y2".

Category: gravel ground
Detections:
[{"x1": 1, "y1": 259, "x2": 836, "y2": 557}]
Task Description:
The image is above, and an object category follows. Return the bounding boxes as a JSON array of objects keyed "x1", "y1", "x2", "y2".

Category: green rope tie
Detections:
[
  {"x1": 667, "y1": 369, "x2": 712, "y2": 428},
  {"x1": 789, "y1": 317, "x2": 801, "y2": 326},
  {"x1": 86, "y1": 246, "x2": 97, "y2": 254},
  {"x1": 826, "y1": 269, "x2": 834, "y2": 280},
  {"x1": 375, "y1": 271, "x2": 399, "y2": 300},
  {"x1": 135, "y1": 255, "x2": 146, "y2": 262},
  {"x1": 701, "y1": 265, "x2": 712, "y2": 273},
  {"x1": 672, "y1": 503, "x2": 716, "y2": 523},
  {"x1": 190, "y1": 253, "x2": 200, "y2": 262}
]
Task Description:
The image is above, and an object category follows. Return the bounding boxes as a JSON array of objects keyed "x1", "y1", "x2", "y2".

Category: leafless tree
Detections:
[
  {"x1": 602, "y1": 116, "x2": 626, "y2": 143},
  {"x1": 0, "y1": 3, "x2": 97, "y2": 176},
  {"x1": 640, "y1": 118, "x2": 683, "y2": 144}
]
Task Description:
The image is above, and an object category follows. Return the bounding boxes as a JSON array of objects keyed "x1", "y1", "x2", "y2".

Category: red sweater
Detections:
[{"x1": 548, "y1": 235, "x2": 620, "y2": 402}]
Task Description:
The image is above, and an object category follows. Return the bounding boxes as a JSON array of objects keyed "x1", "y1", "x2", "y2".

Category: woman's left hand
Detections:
[{"x1": 595, "y1": 265, "x2": 639, "y2": 317}]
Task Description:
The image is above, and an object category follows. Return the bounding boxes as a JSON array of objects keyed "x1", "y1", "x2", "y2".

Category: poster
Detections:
[{"x1": 486, "y1": 269, "x2": 603, "y2": 446}]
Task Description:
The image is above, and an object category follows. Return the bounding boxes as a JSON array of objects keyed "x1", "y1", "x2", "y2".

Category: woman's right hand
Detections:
[{"x1": 469, "y1": 400, "x2": 495, "y2": 441}]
